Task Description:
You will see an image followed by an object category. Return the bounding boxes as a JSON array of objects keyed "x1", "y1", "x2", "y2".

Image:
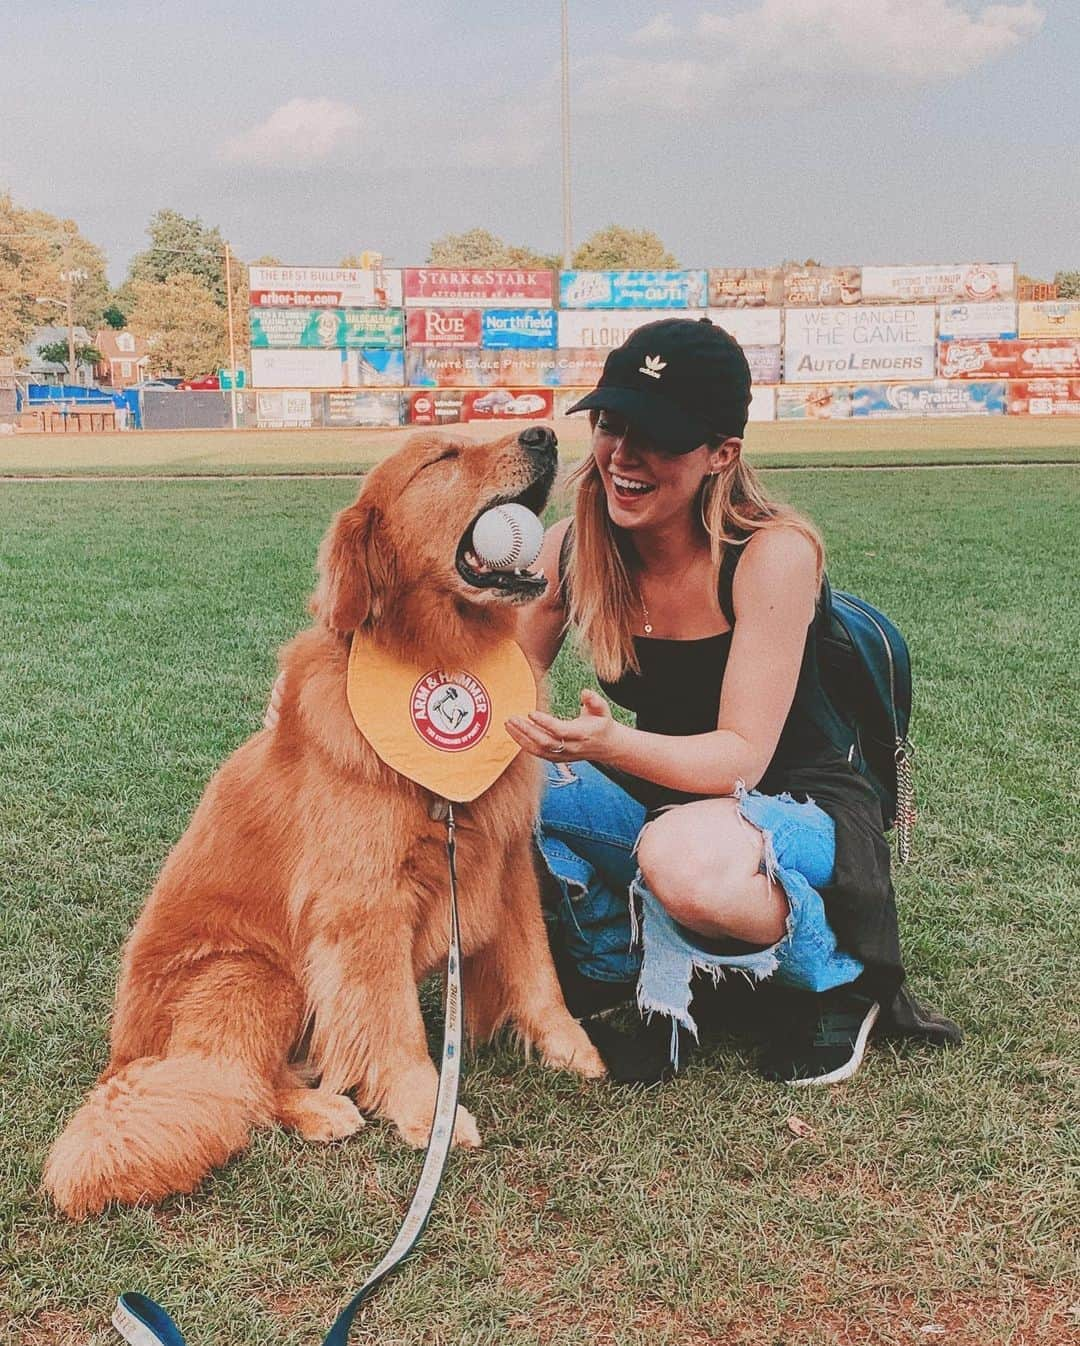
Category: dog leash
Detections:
[{"x1": 112, "y1": 799, "x2": 465, "y2": 1346}]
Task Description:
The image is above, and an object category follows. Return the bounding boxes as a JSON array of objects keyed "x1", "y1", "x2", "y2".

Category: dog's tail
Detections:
[
  {"x1": 43, "y1": 1053, "x2": 273, "y2": 1220},
  {"x1": 44, "y1": 951, "x2": 302, "y2": 1220}
]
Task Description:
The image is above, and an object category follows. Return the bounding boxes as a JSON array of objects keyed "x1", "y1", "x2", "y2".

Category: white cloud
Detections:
[
  {"x1": 222, "y1": 98, "x2": 362, "y2": 166},
  {"x1": 586, "y1": 1, "x2": 1045, "y2": 113},
  {"x1": 629, "y1": 13, "x2": 679, "y2": 45}
]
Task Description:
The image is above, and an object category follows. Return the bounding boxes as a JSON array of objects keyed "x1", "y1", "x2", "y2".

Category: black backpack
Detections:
[{"x1": 813, "y1": 577, "x2": 916, "y2": 861}]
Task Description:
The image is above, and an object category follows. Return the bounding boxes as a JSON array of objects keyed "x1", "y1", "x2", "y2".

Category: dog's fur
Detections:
[{"x1": 44, "y1": 428, "x2": 603, "y2": 1220}]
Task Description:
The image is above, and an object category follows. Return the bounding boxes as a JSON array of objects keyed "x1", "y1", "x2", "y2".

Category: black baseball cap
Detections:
[{"x1": 567, "y1": 317, "x2": 752, "y2": 453}]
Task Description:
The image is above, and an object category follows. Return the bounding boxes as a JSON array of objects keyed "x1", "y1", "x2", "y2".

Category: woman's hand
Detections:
[{"x1": 505, "y1": 688, "x2": 624, "y2": 764}]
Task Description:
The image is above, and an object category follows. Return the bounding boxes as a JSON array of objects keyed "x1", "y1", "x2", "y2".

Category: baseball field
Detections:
[{"x1": 2, "y1": 422, "x2": 1077, "y2": 1344}]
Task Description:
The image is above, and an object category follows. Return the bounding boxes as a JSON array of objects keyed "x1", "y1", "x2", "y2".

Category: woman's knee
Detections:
[{"x1": 637, "y1": 801, "x2": 764, "y2": 935}]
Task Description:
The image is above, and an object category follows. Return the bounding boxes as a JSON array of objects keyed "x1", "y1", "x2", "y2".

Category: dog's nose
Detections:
[{"x1": 518, "y1": 426, "x2": 558, "y2": 456}]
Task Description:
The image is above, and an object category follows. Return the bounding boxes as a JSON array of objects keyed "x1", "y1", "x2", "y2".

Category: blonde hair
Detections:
[{"x1": 565, "y1": 430, "x2": 824, "y2": 683}]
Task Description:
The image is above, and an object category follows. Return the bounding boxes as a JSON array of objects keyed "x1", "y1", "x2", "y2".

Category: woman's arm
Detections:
[
  {"x1": 514, "y1": 515, "x2": 573, "y2": 674},
  {"x1": 508, "y1": 525, "x2": 819, "y2": 795}
]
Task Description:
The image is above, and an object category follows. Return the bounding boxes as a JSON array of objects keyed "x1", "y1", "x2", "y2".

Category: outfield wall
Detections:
[{"x1": 245, "y1": 264, "x2": 1080, "y2": 427}]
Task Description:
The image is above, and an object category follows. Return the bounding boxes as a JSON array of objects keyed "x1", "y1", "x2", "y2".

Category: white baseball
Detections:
[{"x1": 471, "y1": 503, "x2": 545, "y2": 570}]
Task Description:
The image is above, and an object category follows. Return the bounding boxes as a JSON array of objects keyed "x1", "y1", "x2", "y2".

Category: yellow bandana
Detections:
[{"x1": 346, "y1": 633, "x2": 537, "y2": 803}]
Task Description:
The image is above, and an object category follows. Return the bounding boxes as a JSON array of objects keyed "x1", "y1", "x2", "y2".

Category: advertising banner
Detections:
[
  {"x1": 850, "y1": 381, "x2": 1006, "y2": 418},
  {"x1": 322, "y1": 392, "x2": 404, "y2": 427},
  {"x1": 559, "y1": 270, "x2": 708, "y2": 309},
  {"x1": 747, "y1": 386, "x2": 777, "y2": 422},
  {"x1": 462, "y1": 388, "x2": 554, "y2": 420},
  {"x1": 555, "y1": 309, "x2": 698, "y2": 348},
  {"x1": 403, "y1": 268, "x2": 554, "y2": 307},
  {"x1": 248, "y1": 266, "x2": 402, "y2": 308},
  {"x1": 408, "y1": 390, "x2": 465, "y2": 425},
  {"x1": 550, "y1": 348, "x2": 609, "y2": 387},
  {"x1": 777, "y1": 386, "x2": 853, "y2": 420},
  {"x1": 1006, "y1": 379, "x2": 1080, "y2": 415},
  {"x1": 707, "y1": 268, "x2": 784, "y2": 308},
  {"x1": 784, "y1": 266, "x2": 862, "y2": 306},
  {"x1": 861, "y1": 263, "x2": 1014, "y2": 303},
  {"x1": 784, "y1": 306, "x2": 936, "y2": 383},
  {"x1": 251, "y1": 348, "x2": 349, "y2": 388},
  {"x1": 1018, "y1": 301, "x2": 1080, "y2": 338},
  {"x1": 706, "y1": 307, "x2": 782, "y2": 346},
  {"x1": 937, "y1": 302, "x2": 1017, "y2": 341},
  {"x1": 938, "y1": 339, "x2": 1080, "y2": 380},
  {"x1": 348, "y1": 349, "x2": 406, "y2": 386},
  {"x1": 406, "y1": 309, "x2": 483, "y2": 347},
  {"x1": 744, "y1": 346, "x2": 782, "y2": 384},
  {"x1": 406, "y1": 348, "x2": 585, "y2": 387},
  {"x1": 249, "y1": 308, "x2": 404, "y2": 349},
  {"x1": 481, "y1": 309, "x2": 557, "y2": 348}
]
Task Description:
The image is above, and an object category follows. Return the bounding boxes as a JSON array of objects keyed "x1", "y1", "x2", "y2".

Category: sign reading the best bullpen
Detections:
[
  {"x1": 249, "y1": 266, "x2": 403, "y2": 308},
  {"x1": 784, "y1": 306, "x2": 936, "y2": 382},
  {"x1": 402, "y1": 268, "x2": 554, "y2": 307},
  {"x1": 938, "y1": 339, "x2": 1080, "y2": 379},
  {"x1": 250, "y1": 308, "x2": 404, "y2": 349},
  {"x1": 1018, "y1": 301, "x2": 1080, "y2": 338},
  {"x1": 862, "y1": 263, "x2": 1015, "y2": 303},
  {"x1": 559, "y1": 270, "x2": 708, "y2": 309}
]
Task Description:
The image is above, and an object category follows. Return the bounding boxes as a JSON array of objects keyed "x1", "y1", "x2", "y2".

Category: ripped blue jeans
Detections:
[{"x1": 536, "y1": 760, "x2": 864, "y2": 1056}]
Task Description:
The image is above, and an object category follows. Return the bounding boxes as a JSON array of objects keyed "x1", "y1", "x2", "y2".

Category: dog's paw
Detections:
[
  {"x1": 396, "y1": 1103, "x2": 482, "y2": 1150},
  {"x1": 538, "y1": 1020, "x2": 607, "y2": 1079},
  {"x1": 277, "y1": 1088, "x2": 365, "y2": 1143}
]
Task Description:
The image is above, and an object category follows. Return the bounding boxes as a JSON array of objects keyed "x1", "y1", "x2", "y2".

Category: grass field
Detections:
[
  {"x1": 2, "y1": 454, "x2": 1078, "y2": 1344},
  {"x1": 2, "y1": 414, "x2": 1080, "y2": 478}
]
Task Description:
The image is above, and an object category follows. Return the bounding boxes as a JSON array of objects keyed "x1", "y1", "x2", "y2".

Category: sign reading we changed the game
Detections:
[{"x1": 784, "y1": 306, "x2": 936, "y2": 383}]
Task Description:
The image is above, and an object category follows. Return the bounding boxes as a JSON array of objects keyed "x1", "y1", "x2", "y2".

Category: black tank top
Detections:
[{"x1": 560, "y1": 525, "x2": 841, "y2": 809}]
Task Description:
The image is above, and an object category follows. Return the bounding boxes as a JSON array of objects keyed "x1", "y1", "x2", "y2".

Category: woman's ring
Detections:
[{"x1": 552, "y1": 740, "x2": 565, "y2": 754}]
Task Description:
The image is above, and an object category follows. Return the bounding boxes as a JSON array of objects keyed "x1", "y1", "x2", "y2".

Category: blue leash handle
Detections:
[{"x1": 114, "y1": 804, "x2": 464, "y2": 1346}]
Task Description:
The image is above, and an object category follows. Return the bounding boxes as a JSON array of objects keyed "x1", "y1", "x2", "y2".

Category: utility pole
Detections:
[
  {"x1": 224, "y1": 242, "x2": 239, "y2": 430},
  {"x1": 561, "y1": 0, "x2": 572, "y2": 270},
  {"x1": 65, "y1": 269, "x2": 75, "y2": 385}
]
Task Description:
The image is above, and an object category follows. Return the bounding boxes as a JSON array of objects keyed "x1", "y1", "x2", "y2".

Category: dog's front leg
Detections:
[
  {"x1": 465, "y1": 857, "x2": 605, "y2": 1079},
  {"x1": 305, "y1": 928, "x2": 481, "y2": 1149}
]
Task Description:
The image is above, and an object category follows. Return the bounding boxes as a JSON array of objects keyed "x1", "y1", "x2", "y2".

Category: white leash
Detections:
[{"x1": 114, "y1": 799, "x2": 465, "y2": 1346}]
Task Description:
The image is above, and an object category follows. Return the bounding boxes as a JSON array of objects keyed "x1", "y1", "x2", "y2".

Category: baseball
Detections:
[{"x1": 471, "y1": 503, "x2": 545, "y2": 570}]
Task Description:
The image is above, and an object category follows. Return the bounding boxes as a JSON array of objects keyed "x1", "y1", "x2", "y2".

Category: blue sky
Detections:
[{"x1": 2, "y1": 1, "x2": 1077, "y2": 282}]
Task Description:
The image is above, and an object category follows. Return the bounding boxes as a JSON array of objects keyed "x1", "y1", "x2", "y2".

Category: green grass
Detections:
[
  {"x1": 2, "y1": 415, "x2": 1080, "y2": 478},
  {"x1": 2, "y1": 467, "x2": 1078, "y2": 1345}
]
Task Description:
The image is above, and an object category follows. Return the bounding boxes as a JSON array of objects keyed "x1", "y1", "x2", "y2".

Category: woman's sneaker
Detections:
[{"x1": 758, "y1": 989, "x2": 881, "y2": 1086}]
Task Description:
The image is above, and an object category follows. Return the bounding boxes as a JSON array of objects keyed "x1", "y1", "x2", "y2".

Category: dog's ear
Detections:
[{"x1": 312, "y1": 498, "x2": 396, "y2": 632}]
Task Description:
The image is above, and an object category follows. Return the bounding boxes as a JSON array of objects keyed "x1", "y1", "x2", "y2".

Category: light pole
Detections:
[
  {"x1": 224, "y1": 243, "x2": 239, "y2": 429},
  {"x1": 561, "y1": 0, "x2": 572, "y2": 270},
  {"x1": 36, "y1": 267, "x2": 87, "y2": 384}
]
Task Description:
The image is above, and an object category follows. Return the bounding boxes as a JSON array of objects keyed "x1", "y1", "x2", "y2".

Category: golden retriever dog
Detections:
[{"x1": 45, "y1": 426, "x2": 603, "y2": 1220}]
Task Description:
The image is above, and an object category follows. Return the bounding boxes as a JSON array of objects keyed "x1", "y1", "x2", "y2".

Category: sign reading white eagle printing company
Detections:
[
  {"x1": 784, "y1": 306, "x2": 936, "y2": 383},
  {"x1": 559, "y1": 270, "x2": 708, "y2": 309},
  {"x1": 480, "y1": 310, "x2": 557, "y2": 349}
]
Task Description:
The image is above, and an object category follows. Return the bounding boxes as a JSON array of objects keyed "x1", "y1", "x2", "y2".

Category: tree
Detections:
[
  {"x1": 1054, "y1": 270, "x2": 1080, "y2": 299},
  {"x1": 426, "y1": 229, "x2": 559, "y2": 270},
  {"x1": 571, "y1": 225, "x2": 677, "y2": 269},
  {"x1": 128, "y1": 209, "x2": 229, "y2": 307},
  {"x1": 102, "y1": 304, "x2": 127, "y2": 329},
  {"x1": 37, "y1": 340, "x2": 103, "y2": 374},
  {"x1": 0, "y1": 192, "x2": 109, "y2": 356},
  {"x1": 127, "y1": 272, "x2": 228, "y2": 380}
]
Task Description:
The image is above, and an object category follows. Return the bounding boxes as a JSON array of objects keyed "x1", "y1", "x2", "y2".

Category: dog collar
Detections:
[{"x1": 346, "y1": 633, "x2": 536, "y2": 803}]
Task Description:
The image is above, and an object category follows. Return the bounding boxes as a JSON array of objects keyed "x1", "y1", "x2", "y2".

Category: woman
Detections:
[{"x1": 506, "y1": 318, "x2": 958, "y2": 1085}]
